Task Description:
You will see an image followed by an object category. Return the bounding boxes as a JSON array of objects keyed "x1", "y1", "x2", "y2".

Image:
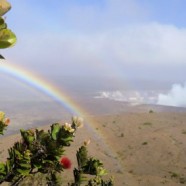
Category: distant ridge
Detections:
[{"x1": 74, "y1": 97, "x2": 186, "y2": 116}]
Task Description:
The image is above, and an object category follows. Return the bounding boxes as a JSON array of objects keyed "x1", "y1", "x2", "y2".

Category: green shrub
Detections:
[{"x1": 0, "y1": 113, "x2": 114, "y2": 185}]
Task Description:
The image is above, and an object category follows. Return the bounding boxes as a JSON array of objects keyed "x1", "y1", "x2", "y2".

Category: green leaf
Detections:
[
  {"x1": 20, "y1": 129, "x2": 35, "y2": 144},
  {"x1": 27, "y1": 135, "x2": 35, "y2": 143},
  {"x1": 17, "y1": 168, "x2": 30, "y2": 176},
  {"x1": 0, "y1": 29, "x2": 16, "y2": 48},
  {"x1": 36, "y1": 129, "x2": 49, "y2": 142},
  {"x1": 23, "y1": 150, "x2": 32, "y2": 160},
  {"x1": 42, "y1": 159, "x2": 54, "y2": 165},
  {"x1": 33, "y1": 162, "x2": 42, "y2": 169},
  {"x1": 19, "y1": 163, "x2": 31, "y2": 169},
  {"x1": 51, "y1": 123, "x2": 60, "y2": 140},
  {"x1": 0, "y1": 18, "x2": 6, "y2": 30},
  {"x1": 76, "y1": 146, "x2": 88, "y2": 168},
  {"x1": 14, "y1": 149, "x2": 23, "y2": 159},
  {"x1": 82, "y1": 158, "x2": 105, "y2": 175},
  {"x1": 97, "y1": 167, "x2": 107, "y2": 176},
  {"x1": 0, "y1": 0, "x2": 11, "y2": 16},
  {"x1": 0, "y1": 163, "x2": 6, "y2": 174},
  {"x1": 8, "y1": 148, "x2": 14, "y2": 160},
  {"x1": 5, "y1": 159, "x2": 11, "y2": 173}
]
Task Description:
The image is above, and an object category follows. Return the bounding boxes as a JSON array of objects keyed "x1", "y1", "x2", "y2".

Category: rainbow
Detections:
[
  {"x1": 0, "y1": 62, "x2": 86, "y2": 116},
  {"x1": 0, "y1": 61, "x2": 123, "y2": 171}
]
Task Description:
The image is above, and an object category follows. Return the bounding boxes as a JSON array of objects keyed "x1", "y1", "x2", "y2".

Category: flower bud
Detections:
[
  {"x1": 64, "y1": 123, "x2": 75, "y2": 133},
  {"x1": 72, "y1": 116, "x2": 84, "y2": 128},
  {"x1": 4, "y1": 118, "x2": 10, "y2": 126},
  {"x1": 84, "y1": 139, "x2": 91, "y2": 146}
]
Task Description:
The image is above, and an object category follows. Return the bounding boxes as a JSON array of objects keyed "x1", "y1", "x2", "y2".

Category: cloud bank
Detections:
[
  {"x1": 6, "y1": 23, "x2": 186, "y2": 79},
  {"x1": 4, "y1": 0, "x2": 186, "y2": 82}
]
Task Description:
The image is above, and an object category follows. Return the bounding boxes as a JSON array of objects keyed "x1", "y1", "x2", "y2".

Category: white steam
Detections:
[
  {"x1": 95, "y1": 90, "x2": 157, "y2": 105},
  {"x1": 96, "y1": 86, "x2": 186, "y2": 108},
  {"x1": 157, "y1": 83, "x2": 186, "y2": 107}
]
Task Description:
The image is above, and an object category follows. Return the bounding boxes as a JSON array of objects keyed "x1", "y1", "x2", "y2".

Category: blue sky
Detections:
[{"x1": 2, "y1": 0, "x2": 186, "y2": 83}]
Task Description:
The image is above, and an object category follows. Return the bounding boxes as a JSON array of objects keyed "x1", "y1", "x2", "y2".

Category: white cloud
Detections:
[
  {"x1": 104, "y1": 23, "x2": 186, "y2": 65},
  {"x1": 7, "y1": 23, "x2": 186, "y2": 76},
  {"x1": 6, "y1": 0, "x2": 186, "y2": 78}
]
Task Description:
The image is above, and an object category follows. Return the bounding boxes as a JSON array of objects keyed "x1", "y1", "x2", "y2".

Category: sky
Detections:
[{"x1": 1, "y1": 0, "x2": 186, "y2": 105}]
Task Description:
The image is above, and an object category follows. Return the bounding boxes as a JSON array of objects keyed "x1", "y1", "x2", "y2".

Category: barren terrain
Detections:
[{"x1": 0, "y1": 105, "x2": 186, "y2": 185}]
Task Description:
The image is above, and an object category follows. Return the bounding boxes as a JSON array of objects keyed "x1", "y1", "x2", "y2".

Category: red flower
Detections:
[{"x1": 60, "y1": 157, "x2": 71, "y2": 169}]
